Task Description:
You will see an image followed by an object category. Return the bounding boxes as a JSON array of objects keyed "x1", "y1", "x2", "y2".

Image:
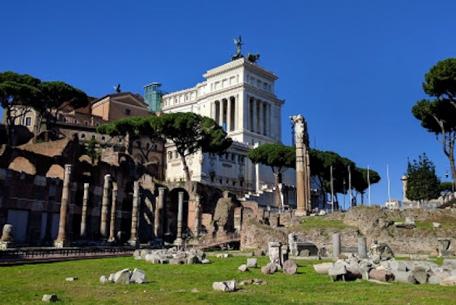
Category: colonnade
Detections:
[
  {"x1": 248, "y1": 96, "x2": 272, "y2": 136},
  {"x1": 53, "y1": 164, "x2": 200, "y2": 248}
]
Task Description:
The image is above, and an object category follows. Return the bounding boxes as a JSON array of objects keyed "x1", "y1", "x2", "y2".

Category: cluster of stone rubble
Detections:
[
  {"x1": 133, "y1": 248, "x2": 209, "y2": 265},
  {"x1": 314, "y1": 252, "x2": 456, "y2": 286},
  {"x1": 99, "y1": 268, "x2": 147, "y2": 284}
]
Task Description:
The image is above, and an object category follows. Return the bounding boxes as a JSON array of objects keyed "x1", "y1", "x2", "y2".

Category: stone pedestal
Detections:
[
  {"x1": 154, "y1": 187, "x2": 165, "y2": 239},
  {"x1": 332, "y1": 233, "x2": 341, "y2": 258},
  {"x1": 0, "y1": 224, "x2": 15, "y2": 249},
  {"x1": 268, "y1": 241, "x2": 283, "y2": 266},
  {"x1": 100, "y1": 174, "x2": 111, "y2": 241},
  {"x1": 108, "y1": 182, "x2": 118, "y2": 243},
  {"x1": 80, "y1": 183, "x2": 89, "y2": 239},
  {"x1": 128, "y1": 181, "x2": 140, "y2": 247},
  {"x1": 54, "y1": 164, "x2": 72, "y2": 248},
  {"x1": 174, "y1": 191, "x2": 184, "y2": 246}
]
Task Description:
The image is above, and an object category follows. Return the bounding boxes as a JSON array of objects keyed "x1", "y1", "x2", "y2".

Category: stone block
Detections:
[
  {"x1": 113, "y1": 269, "x2": 131, "y2": 284},
  {"x1": 261, "y1": 262, "x2": 278, "y2": 275},
  {"x1": 130, "y1": 268, "x2": 147, "y2": 284},
  {"x1": 411, "y1": 268, "x2": 428, "y2": 284},
  {"x1": 246, "y1": 258, "x2": 257, "y2": 268},
  {"x1": 42, "y1": 294, "x2": 58, "y2": 303},
  {"x1": 368, "y1": 269, "x2": 394, "y2": 282},
  {"x1": 440, "y1": 275, "x2": 456, "y2": 286},
  {"x1": 283, "y1": 260, "x2": 298, "y2": 275},
  {"x1": 392, "y1": 270, "x2": 416, "y2": 284},
  {"x1": 238, "y1": 264, "x2": 249, "y2": 272},
  {"x1": 65, "y1": 277, "x2": 78, "y2": 282},
  {"x1": 313, "y1": 263, "x2": 333, "y2": 274},
  {"x1": 212, "y1": 280, "x2": 237, "y2": 292},
  {"x1": 99, "y1": 275, "x2": 109, "y2": 284}
]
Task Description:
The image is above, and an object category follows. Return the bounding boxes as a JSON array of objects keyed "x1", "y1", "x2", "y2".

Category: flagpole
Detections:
[
  {"x1": 367, "y1": 165, "x2": 371, "y2": 206},
  {"x1": 387, "y1": 164, "x2": 391, "y2": 203},
  {"x1": 348, "y1": 165, "x2": 352, "y2": 208},
  {"x1": 330, "y1": 165, "x2": 334, "y2": 213}
]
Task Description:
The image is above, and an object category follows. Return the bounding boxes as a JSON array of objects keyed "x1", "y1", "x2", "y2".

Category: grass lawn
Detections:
[{"x1": 1, "y1": 256, "x2": 455, "y2": 305}]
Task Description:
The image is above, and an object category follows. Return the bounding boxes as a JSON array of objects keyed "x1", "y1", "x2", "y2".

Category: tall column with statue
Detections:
[{"x1": 290, "y1": 115, "x2": 311, "y2": 216}]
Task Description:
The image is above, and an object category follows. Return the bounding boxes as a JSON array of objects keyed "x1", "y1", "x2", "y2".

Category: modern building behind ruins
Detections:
[{"x1": 160, "y1": 55, "x2": 296, "y2": 205}]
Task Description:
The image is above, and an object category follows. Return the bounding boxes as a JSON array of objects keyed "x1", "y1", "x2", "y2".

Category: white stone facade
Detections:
[{"x1": 162, "y1": 58, "x2": 295, "y2": 194}]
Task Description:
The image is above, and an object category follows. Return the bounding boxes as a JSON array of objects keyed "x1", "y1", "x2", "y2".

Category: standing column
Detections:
[
  {"x1": 154, "y1": 187, "x2": 165, "y2": 239},
  {"x1": 332, "y1": 233, "x2": 341, "y2": 258},
  {"x1": 292, "y1": 115, "x2": 306, "y2": 216},
  {"x1": 80, "y1": 183, "x2": 89, "y2": 239},
  {"x1": 194, "y1": 194, "x2": 201, "y2": 238},
  {"x1": 266, "y1": 103, "x2": 271, "y2": 136},
  {"x1": 108, "y1": 182, "x2": 118, "y2": 242},
  {"x1": 129, "y1": 181, "x2": 140, "y2": 247},
  {"x1": 175, "y1": 191, "x2": 184, "y2": 246},
  {"x1": 54, "y1": 164, "x2": 72, "y2": 248},
  {"x1": 258, "y1": 100, "x2": 264, "y2": 135},
  {"x1": 252, "y1": 98, "x2": 257, "y2": 133},
  {"x1": 99, "y1": 174, "x2": 111, "y2": 241},
  {"x1": 211, "y1": 101, "x2": 216, "y2": 121},
  {"x1": 227, "y1": 98, "x2": 232, "y2": 132},
  {"x1": 357, "y1": 236, "x2": 368, "y2": 258}
]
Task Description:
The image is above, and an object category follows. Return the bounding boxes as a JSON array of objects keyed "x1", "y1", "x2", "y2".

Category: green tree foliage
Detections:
[
  {"x1": 82, "y1": 137, "x2": 101, "y2": 164},
  {"x1": 351, "y1": 167, "x2": 381, "y2": 204},
  {"x1": 152, "y1": 112, "x2": 232, "y2": 183},
  {"x1": 97, "y1": 115, "x2": 159, "y2": 158},
  {"x1": 0, "y1": 72, "x2": 42, "y2": 145},
  {"x1": 248, "y1": 143, "x2": 295, "y2": 206},
  {"x1": 309, "y1": 149, "x2": 381, "y2": 207},
  {"x1": 413, "y1": 58, "x2": 456, "y2": 186},
  {"x1": 406, "y1": 153, "x2": 440, "y2": 204},
  {"x1": 0, "y1": 71, "x2": 88, "y2": 144}
]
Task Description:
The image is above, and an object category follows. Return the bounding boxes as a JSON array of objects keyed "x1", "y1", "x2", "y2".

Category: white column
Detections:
[
  {"x1": 227, "y1": 97, "x2": 231, "y2": 132},
  {"x1": 258, "y1": 100, "x2": 264, "y2": 135},
  {"x1": 252, "y1": 97, "x2": 257, "y2": 133},
  {"x1": 211, "y1": 101, "x2": 215, "y2": 120},
  {"x1": 267, "y1": 103, "x2": 271, "y2": 137}
]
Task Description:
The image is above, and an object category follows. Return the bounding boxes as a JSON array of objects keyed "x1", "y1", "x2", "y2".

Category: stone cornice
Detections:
[{"x1": 203, "y1": 58, "x2": 278, "y2": 81}]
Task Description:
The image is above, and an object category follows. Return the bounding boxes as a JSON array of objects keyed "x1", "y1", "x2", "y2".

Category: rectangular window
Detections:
[
  {"x1": 25, "y1": 117, "x2": 32, "y2": 126},
  {"x1": 125, "y1": 109, "x2": 131, "y2": 115}
]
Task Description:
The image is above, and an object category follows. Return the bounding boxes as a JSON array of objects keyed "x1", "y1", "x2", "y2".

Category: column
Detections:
[
  {"x1": 54, "y1": 164, "x2": 72, "y2": 248},
  {"x1": 252, "y1": 98, "x2": 257, "y2": 133},
  {"x1": 332, "y1": 233, "x2": 341, "y2": 258},
  {"x1": 80, "y1": 183, "x2": 89, "y2": 239},
  {"x1": 266, "y1": 103, "x2": 271, "y2": 136},
  {"x1": 291, "y1": 115, "x2": 310, "y2": 216},
  {"x1": 357, "y1": 236, "x2": 367, "y2": 258},
  {"x1": 258, "y1": 100, "x2": 264, "y2": 135},
  {"x1": 232, "y1": 97, "x2": 237, "y2": 131},
  {"x1": 175, "y1": 191, "x2": 184, "y2": 246},
  {"x1": 227, "y1": 97, "x2": 231, "y2": 132},
  {"x1": 194, "y1": 194, "x2": 201, "y2": 237},
  {"x1": 108, "y1": 182, "x2": 118, "y2": 242},
  {"x1": 99, "y1": 174, "x2": 111, "y2": 241},
  {"x1": 154, "y1": 187, "x2": 165, "y2": 239},
  {"x1": 254, "y1": 143, "x2": 260, "y2": 192},
  {"x1": 211, "y1": 101, "x2": 216, "y2": 121},
  {"x1": 129, "y1": 181, "x2": 140, "y2": 247}
]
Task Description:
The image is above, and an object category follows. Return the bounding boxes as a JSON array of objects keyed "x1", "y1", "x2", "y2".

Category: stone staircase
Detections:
[{"x1": 239, "y1": 187, "x2": 275, "y2": 207}]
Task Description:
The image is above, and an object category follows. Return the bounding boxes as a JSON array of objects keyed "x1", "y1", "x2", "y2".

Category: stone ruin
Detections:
[
  {"x1": 99, "y1": 268, "x2": 147, "y2": 285},
  {"x1": 288, "y1": 233, "x2": 319, "y2": 257},
  {"x1": 313, "y1": 238, "x2": 456, "y2": 286},
  {"x1": 133, "y1": 247, "x2": 209, "y2": 265},
  {"x1": 0, "y1": 224, "x2": 15, "y2": 250}
]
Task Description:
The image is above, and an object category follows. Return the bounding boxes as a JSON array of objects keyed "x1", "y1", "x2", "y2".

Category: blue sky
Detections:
[{"x1": 1, "y1": 0, "x2": 455, "y2": 205}]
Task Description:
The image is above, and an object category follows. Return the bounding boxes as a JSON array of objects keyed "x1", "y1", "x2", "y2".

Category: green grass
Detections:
[
  {"x1": 299, "y1": 217, "x2": 350, "y2": 231},
  {"x1": 1, "y1": 256, "x2": 455, "y2": 305}
]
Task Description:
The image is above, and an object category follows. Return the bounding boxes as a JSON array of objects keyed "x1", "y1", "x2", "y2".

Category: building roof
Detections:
[{"x1": 92, "y1": 92, "x2": 148, "y2": 108}]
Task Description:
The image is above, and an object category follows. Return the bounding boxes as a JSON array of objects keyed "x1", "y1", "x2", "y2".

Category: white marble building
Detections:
[{"x1": 161, "y1": 57, "x2": 295, "y2": 197}]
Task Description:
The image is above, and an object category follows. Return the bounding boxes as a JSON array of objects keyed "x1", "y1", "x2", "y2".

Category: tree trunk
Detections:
[
  {"x1": 180, "y1": 153, "x2": 191, "y2": 184},
  {"x1": 449, "y1": 149, "x2": 456, "y2": 190},
  {"x1": 273, "y1": 170, "x2": 282, "y2": 208}
]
